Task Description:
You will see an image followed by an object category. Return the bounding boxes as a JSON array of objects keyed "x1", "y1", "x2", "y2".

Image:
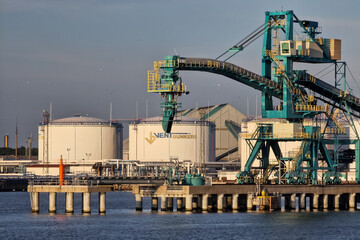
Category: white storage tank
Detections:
[
  {"x1": 38, "y1": 115, "x2": 123, "y2": 164},
  {"x1": 129, "y1": 117, "x2": 215, "y2": 163}
]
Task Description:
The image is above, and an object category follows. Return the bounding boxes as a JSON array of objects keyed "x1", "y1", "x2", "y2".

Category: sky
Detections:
[{"x1": 1, "y1": 0, "x2": 360, "y2": 147}]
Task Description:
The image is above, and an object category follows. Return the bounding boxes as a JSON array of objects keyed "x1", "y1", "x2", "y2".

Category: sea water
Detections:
[{"x1": 1, "y1": 191, "x2": 360, "y2": 240}]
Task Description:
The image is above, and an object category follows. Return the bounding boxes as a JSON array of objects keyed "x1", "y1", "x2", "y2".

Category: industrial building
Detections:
[
  {"x1": 129, "y1": 116, "x2": 215, "y2": 163},
  {"x1": 176, "y1": 104, "x2": 245, "y2": 161}
]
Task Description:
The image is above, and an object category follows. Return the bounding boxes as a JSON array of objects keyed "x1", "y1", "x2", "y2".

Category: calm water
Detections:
[{"x1": 1, "y1": 191, "x2": 360, "y2": 240}]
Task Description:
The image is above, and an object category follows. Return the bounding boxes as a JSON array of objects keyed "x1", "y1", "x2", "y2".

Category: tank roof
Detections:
[{"x1": 49, "y1": 116, "x2": 110, "y2": 125}]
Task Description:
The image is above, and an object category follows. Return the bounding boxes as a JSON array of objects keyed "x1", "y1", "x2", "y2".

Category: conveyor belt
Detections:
[
  {"x1": 299, "y1": 73, "x2": 360, "y2": 116},
  {"x1": 178, "y1": 57, "x2": 282, "y2": 99}
]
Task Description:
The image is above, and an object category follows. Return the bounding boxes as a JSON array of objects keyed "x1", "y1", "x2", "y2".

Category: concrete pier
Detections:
[
  {"x1": 217, "y1": 194, "x2": 224, "y2": 212},
  {"x1": 99, "y1": 192, "x2": 106, "y2": 214},
  {"x1": 152, "y1": 197, "x2": 159, "y2": 211},
  {"x1": 313, "y1": 194, "x2": 319, "y2": 209},
  {"x1": 135, "y1": 194, "x2": 143, "y2": 211},
  {"x1": 335, "y1": 194, "x2": 340, "y2": 210},
  {"x1": 31, "y1": 192, "x2": 39, "y2": 213},
  {"x1": 300, "y1": 193, "x2": 306, "y2": 209},
  {"x1": 130, "y1": 184, "x2": 360, "y2": 213},
  {"x1": 323, "y1": 195, "x2": 328, "y2": 210},
  {"x1": 350, "y1": 193, "x2": 356, "y2": 209},
  {"x1": 82, "y1": 192, "x2": 91, "y2": 213},
  {"x1": 290, "y1": 194, "x2": 296, "y2": 209},
  {"x1": 161, "y1": 196, "x2": 167, "y2": 211},
  {"x1": 281, "y1": 196, "x2": 286, "y2": 212},
  {"x1": 28, "y1": 185, "x2": 112, "y2": 215},
  {"x1": 49, "y1": 192, "x2": 57, "y2": 213},
  {"x1": 232, "y1": 194, "x2": 239, "y2": 211},
  {"x1": 185, "y1": 195, "x2": 193, "y2": 211},
  {"x1": 202, "y1": 194, "x2": 208, "y2": 212},
  {"x1": 247, "y1": 193, "x2": 253, "y2": 211},
  {"x1": 65, "y1": 192, "x2": 74, "y2": 213}
]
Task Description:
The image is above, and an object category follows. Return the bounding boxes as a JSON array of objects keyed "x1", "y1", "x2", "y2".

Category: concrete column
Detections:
[
  {"x1": 202, "y1": 194, "x2": 209, "y2": 212},
  {"x1": 295, "y1": 197, "x2": 299, "y2": 212},
  {"x1": 313, "y1": 194, "x2": 319, "y2": 209},
  {"x1": 335, "y1": 194, "x2": 341, "y2": 210},
  {"x1": 161, "y1": 196, "x2": 167, "y2": 211},
  {"x1": 323, "y1": 194, "x2": 328, "y2": 210},
  {"x1": 65, "y1": 192, "x2": 74, "y2": 213},
  {"x1": 82, "y1": 192, "x2": 91, "y2": 214},
  {"x1": 306, "y1": 197, "x2": 310, "y2": 212},
  {"x1": 185, "y1": 195, "x2": 193, "y2": 211},
  {"x1": 247, "y1": 193, "x2": 253, "y2": 211},
  {"x1": 232, "y1": 194, "x2": 239, "y2": 211},
  {"x1": 349, "y1": 193, "x2": 356, "y2": 209},
  {"x1": 290, "y1": 194, "x2": 296, "y2": 209},
  {"x1": 49, "y1": 192, "x2": 57, "y2": 213},
  {"x1": 217, "y1": 194, "x2": 224, "y2": 212},
  {"x1": 281, "y1": 196, "x2": 286, "y2": 212},
  {"x1": 99, "y1": 192, "x2": 106, "y2": 214},
  {"x1": 151, "y1": 197, "x2": 159, "y2": 211},
  {"x1": 167, "y1": 197, "x2": 174, "y2": 211},
  {"x1": 31, "y1": 192, "x2": 39, "y2": 213},
  {"x1": 300, "y1": 193, "x2": 306, "y2": 209},
  {"x1": 176, "y1": 198, "x2": 183, "y2": 212}
]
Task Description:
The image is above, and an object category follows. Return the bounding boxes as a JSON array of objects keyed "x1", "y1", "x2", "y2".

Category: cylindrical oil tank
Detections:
[
  {"x1": 129, "y1": 117, "x2": 215, "y2": 163},
  {"x1": 38, "y1": 116, "x2": 123, "y2": 163}
]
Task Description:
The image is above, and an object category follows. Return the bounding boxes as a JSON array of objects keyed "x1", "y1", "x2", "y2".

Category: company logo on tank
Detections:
[{"x1": 145, "y1": 131, "x2": 196, "y2": 144}]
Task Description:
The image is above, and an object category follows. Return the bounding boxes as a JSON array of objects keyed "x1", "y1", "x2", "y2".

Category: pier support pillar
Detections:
[
  {"x1": 202, "y1": 194, "x2": 209, "y2": 212},
  {"x1": 82, "y1": 192, "x2": 91, "y2": 214},
  {"x1": 281, "y1": 196, "x2": 286, "y2": 212},
  {"x1": 167, "y1": 197, "x2": 174, "y2": 211},
  {"x1": 99, "y1": 192, "x2": 106, "y2": 214},
  {"x1": 290, "y1": 194, "x2": 296, "y2": 209},
  {"x1": 161, "y1": 196, "x2": 167, "y2": 211},
  {"x1": 232, "y1": 194, "x2": 239, "y2": 211},
  {"x1": 313, "y1": 194, "x2": 319, "y2": 209},
  {"x1": 323, "y1": 194, "x2": 329, "y2": 210},
  {"x1": 247, "y1": 193, "x2": 253, "y2": 211},
  {"x1": 65, "y1": 192, "x2": 74, "y2": 213},
  {"x1": 185, "y1": 195, "x2": 193, "y2": 211},
  {"x1": 300, "y1": 193, "x2": 306, "y2": 209},
  {"x1": 306, "y1": 197, "x2": 310, "y2": 212},
  {"x1": 176, "y1": 198, "x2": 183, "y2": 212},
  {"x1": 350, "y1": 193, "x2": 356, "y2": 209},
  {"x1": 335, "y1": 194, "x2": 341, "y2": 210},
  {"x1": 31, "y1": 192, "x2": 39, "y2": 213},
  {"x1": 49, "y1": 192, "x2": 57, "y2": 213},
  {"x1": 151, "y1": 197, "x2": 159, "y2": 211},
  {"x1": 217, "y1": 194, "x2": 224, "y2": 212}
]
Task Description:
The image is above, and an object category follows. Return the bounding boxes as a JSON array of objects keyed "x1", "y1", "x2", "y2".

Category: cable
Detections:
[{"x1": 314, "y1": 64, "x2": 333, "y2": 77}]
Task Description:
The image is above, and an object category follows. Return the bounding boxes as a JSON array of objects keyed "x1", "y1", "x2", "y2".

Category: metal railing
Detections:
[{"x1": 28, "y1": 179, "x2": 100, "y2": 186}]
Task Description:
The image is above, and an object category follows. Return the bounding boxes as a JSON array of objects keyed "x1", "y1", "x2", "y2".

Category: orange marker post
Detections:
[{"x1": 59, "y1": 155, "x2": 64, "y2": 186}]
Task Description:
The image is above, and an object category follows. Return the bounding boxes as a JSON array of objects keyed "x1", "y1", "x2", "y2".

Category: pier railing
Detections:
[{"x1": 28, "y1": 179, "x2": 100, "y2": 186}]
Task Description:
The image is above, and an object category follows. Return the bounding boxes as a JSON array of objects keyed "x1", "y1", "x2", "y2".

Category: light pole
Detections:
[{"x1": 66, "y1": 148, "x2": 71, "y2": 164}]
